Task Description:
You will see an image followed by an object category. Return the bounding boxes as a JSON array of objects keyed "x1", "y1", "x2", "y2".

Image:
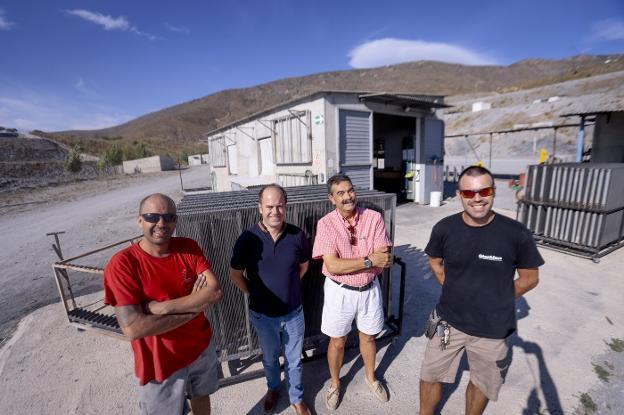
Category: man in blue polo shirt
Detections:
[{"x1": 230, "y1": 184, "x2": 311, "y2": 415}]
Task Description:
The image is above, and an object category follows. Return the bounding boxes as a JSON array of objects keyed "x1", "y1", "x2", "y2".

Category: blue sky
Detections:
[{"x1": 0, "y1": 0, "x2": 622, "y2": 132}]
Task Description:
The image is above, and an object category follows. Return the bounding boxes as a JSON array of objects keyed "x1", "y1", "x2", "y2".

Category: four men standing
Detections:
[{"x1": 105, "y1": 167, "x2": 542, "y2": 414}]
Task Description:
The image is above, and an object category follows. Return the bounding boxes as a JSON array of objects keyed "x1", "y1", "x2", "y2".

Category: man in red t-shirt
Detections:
[{"x1": 104, "y1": 193, "x2": 223, "y2": 415}]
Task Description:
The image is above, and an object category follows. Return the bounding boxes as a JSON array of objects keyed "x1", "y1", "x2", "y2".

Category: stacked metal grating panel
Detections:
[
  {"x1": 520, "y1": 163, "x2": 624, "y2": 259},
  {"x1": 175, "y1": 185, "x2": 398, "y2": 363}
]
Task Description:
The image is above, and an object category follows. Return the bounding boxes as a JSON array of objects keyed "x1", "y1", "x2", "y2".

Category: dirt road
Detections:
[{"x1": 0, "y1": 166, "x2": 213, "y2": 345}]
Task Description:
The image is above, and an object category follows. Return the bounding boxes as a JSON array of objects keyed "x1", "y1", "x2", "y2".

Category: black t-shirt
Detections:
[
  {"x1": 425, "y1": 212, "x2": 544, "y2": 339},
  {"x1": 231, "y1": 223, "x2": 310, "y2": 317}
]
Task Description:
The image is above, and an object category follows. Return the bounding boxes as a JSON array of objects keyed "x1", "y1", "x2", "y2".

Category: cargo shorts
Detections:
[
  {"x1": 138, "y1": 340, "x2": 219, "y2": 415},
  {"x1": 420, "y1": 324, "x2": 510, "y2": 401}
]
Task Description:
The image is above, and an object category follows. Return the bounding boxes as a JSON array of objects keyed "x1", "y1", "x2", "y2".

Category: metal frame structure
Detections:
[
  {"x1": 175, "y1": 186, "x2": 404, "y2": 378},
  {"x1": 48, "y1": 186, "x2": 407, "y2": 386},
  {"x1": 518, "y1": 162, "x2": 624, "y2": 261},
  {"x1": 50, "y1": 235, "x2": 140, "y2": 339}
]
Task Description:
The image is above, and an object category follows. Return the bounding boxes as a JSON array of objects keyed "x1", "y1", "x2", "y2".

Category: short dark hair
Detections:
[
  {"x1": 139, "y1": 193, "x2": 176, "y2": 213},
  {"x1": 327, "y1": 173, "x2": 352, "y2": 194},
  {"x1": 457, "y1": 165, "x2": 494, "y2": 188},
  {"x1": 258, "y1": 183, "x2": 288, "y2": 204}
]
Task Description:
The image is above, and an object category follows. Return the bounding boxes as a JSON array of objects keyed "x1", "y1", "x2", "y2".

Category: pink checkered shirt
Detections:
[{"x1": 312, "y1": 207, "x2": 392, "y2": 287}]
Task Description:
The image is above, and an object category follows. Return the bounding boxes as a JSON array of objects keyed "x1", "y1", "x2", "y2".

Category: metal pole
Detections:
[
  {"x1": 576, "y1": 116, "x2": 586, "y2": 162},
  {"x1": 489, "y1": 133, "x2": 493, "y2": 169},
  {"x1": 47, "y1": 231, "x2": 66, "y2": 260},
  {"x1": 553, "y1": 127, "x2": 558, "y2": 159},
  {"x1": 178, "y1": 159, "x2": 185, "y2": 191}
]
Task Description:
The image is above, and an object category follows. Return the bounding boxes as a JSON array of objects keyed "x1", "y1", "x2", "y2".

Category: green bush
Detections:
[
  {"x1": 98, "y1": 144, "x2": 124, "y2": 168},
  {"x1": 124, "y1": 142, "x2": 151, "y2": 160},
  {"x1": 64, "y1": 145, "x2": 82, "y2": 172}
]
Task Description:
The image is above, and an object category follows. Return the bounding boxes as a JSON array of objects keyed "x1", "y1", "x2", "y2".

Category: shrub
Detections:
[
  {"x1": 98, "y1": 144, "x2": 124, "y2": 168},
  {"x1": 124, "y1": 142, "x2": 151, "y2": 160},
  {"x1": 64, "y1": 145, "x2": 82, "y2": 172}
]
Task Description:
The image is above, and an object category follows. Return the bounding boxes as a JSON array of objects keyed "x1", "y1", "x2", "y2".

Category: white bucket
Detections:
[{"x1": 430, "y1": 191, "x2": 442, "y2": 207}]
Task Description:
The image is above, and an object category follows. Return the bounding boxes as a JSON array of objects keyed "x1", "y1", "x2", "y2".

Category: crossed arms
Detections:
[
  {"x1": 322, "y1": 246, "x2": 392, "y2": 275},
  {"x1": 427, "y1": 256, "x2": 539, "y2": 297},
  {"x1": 114, "y1": 269, "x2": 223, "y2": 340}
]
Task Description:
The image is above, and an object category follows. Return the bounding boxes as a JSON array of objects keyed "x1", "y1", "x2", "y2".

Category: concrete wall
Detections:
[
  {"x1": 122, "y1": 155, "x2": 175, "y2": 174},
  {"x1": 591, "y1": 112, "x2": 624, "y2": 163}
]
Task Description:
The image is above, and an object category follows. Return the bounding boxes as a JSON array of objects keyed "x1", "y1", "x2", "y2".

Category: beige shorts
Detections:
[
  {"x1": 321, "y1": 277, "x2": 385, "y2": 337},
  {"x1": 420, "y1": 324, "x2": 510, "y2": 401}
]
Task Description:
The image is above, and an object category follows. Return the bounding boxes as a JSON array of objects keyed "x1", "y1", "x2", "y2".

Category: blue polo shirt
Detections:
[{"x1": 231, "y1": 223, "x2": 310, "y2": 317}]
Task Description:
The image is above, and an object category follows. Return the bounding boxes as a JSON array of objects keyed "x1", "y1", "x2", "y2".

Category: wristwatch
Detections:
[{"x1": 364, "y1": 256, "x2": 373, "y2": 269}]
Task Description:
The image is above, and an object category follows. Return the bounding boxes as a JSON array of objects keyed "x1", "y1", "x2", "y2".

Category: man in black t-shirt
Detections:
[{"x1": 419, "y1": 166, "x2": 544, "y2": 415}]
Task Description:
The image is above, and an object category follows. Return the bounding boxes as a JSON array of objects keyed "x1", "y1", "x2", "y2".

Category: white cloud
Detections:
[
  {"x1": 348, "y1": 38, "x2": 498, "y2": 68},
  {"x1": 588, "y1": 19, "x2": 624, "y2": 42},
  {"x1": 75, "y1": 78, "x2": 85, "y2": 91},
  {"x1": 165, "y1": 23, "x2": 189, "y2": 34},
  {"x1": 74, "y1": 77, "x2": 101, "y2": 98},
  {"x1": 0, "y1": 8, "x2": 15, "y2": 30},
  {"x1": 66, "y1": 9, "x2": 156, "y2": 40},
  {"x1": 66, "y1": 9, "x2": 130, "y2": 31}
]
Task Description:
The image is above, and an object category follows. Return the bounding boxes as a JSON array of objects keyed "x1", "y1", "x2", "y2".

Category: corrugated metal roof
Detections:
[
  {"x1": 358, "y1": 92, "x2": 450, "y2": 109},
  {"x1": 201, "y1": 90, "x2": 448, "y2": 138}
]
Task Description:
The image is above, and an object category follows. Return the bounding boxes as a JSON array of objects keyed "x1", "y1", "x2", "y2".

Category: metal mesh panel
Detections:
[
  {"x1": 520, "y1": 163, "x2": 624, "y2": 258},
  {"x1": 175, "y1": 185, "x2": 396, "y2": 361}
]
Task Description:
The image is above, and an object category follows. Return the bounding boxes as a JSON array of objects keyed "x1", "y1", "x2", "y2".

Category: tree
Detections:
[{"x1": 64, "y1": 145, "x2": 82, "y2": 172}]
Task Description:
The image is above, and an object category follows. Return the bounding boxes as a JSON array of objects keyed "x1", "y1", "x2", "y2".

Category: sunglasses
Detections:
[
  {"x1": 347, "y1": 225, "x2": 357, "y2": 246},
  {"x1": 458, "y1": 186, "x2": 495, "y2": 199},
  {"x1": 141, "y1": 213, "x2": 177, "y2": 223}
]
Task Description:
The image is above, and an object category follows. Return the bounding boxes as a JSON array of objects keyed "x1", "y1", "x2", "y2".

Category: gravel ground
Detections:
[
  {"x1": 1, "y1": 173, "x2": 623, "y2": 414},
  {"x1": 0, "y1": 166, "x2": 213, "y2": 346}
]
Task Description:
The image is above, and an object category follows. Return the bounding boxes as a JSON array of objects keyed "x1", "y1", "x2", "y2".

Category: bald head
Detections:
[{"x1": 139, "y1": 193, "x2": 176, "y2": 214}]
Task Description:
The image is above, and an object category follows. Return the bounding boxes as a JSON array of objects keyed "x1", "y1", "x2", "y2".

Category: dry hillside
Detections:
[{"x1": 43, "y1": 54, "x2": 624, "y2": 158}]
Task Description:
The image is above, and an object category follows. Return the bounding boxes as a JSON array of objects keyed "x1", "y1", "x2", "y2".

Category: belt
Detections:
[{"x1": 330, "y1": 277, "x2": 373, "y2": 292}]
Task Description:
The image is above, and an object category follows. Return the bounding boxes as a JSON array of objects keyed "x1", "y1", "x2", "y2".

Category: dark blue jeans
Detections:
[{"x1": 250, "y1": 305, "x2": 305, "y2": 404}]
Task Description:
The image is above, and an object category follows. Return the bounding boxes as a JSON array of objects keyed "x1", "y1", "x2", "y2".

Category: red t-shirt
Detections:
[{"x1": 104, "y1": 237, "x2": 213, "y2": 385}]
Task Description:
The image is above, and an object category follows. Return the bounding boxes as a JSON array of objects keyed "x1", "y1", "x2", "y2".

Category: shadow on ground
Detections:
[{"x1": 434, "y1": 297, "x2": 563, "y2": 414}]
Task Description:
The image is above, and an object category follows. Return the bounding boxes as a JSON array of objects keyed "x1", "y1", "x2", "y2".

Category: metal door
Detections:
[{"x1": 339, "y1": 110, "x2": 372, "y2": 189}]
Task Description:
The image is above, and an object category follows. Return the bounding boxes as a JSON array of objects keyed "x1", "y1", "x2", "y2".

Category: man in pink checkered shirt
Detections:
[{"x1": 312, "y1": 173, "x2": 392, "y2": 410}]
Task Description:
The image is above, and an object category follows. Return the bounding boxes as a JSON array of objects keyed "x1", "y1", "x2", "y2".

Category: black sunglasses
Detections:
[{"x1": 141, "y1": 213, "x2": 177, "y2": 223}]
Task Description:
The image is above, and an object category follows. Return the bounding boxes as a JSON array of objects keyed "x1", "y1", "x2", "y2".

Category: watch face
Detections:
[{"x1": 365, "y1": 259, "x2": 373, "y2": 268}]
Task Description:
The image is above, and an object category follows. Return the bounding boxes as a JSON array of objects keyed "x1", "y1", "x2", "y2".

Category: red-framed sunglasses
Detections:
[{"x1": 458, "y1": 186, "x2": 495, "y2": 199}]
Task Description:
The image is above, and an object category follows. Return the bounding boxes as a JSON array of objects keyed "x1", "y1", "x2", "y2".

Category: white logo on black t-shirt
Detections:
[{"x1": 478, "y1": 254, "x2": 503, "y2": 262}]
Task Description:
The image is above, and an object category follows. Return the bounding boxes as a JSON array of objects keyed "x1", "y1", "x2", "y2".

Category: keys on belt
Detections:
[{"x1": 436, "y1": 322, "x2": 450, "y2": 350}]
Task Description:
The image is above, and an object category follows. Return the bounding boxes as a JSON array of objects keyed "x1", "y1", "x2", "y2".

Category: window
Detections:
[
  {"x1": 259, "y1": 137, "x2": 274, "y2": 175},
  {"x1": 273, "y1": 111, "x2": 312, "y2": 165},
  {"x1": 227, "y1": 144, "x2": 238, "y2": 175},
  {"x1": 209, "y1": 136, "x2": 226, "y2": 167}
]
